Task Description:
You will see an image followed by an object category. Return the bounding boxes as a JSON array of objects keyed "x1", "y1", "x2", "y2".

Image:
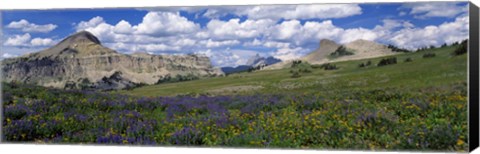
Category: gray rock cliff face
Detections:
[{"x1": 2, "y1": 31, "x2": 223, "y2": 90}]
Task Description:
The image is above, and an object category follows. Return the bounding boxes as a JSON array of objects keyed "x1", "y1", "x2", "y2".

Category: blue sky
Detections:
[{"x1": 1, "y1": 2, "x2": 469, "y2": 66}]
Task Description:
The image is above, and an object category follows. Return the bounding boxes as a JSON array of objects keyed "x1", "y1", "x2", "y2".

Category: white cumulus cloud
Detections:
[
  {"x1": 30, "y1": 38, "x2": 55, "y2": 46},
  {"x1": 271, "y1": 47, "x2": 307, "y2": 61},
  {"x1": 401, "y1": 2, "x2": 468, "y2": 18},
  {"x1": 269, "y1": 20, "x2": 303, "y2": 41},
  {"x1": 265, "y1": 19, "x2": 375, "y2": 46},
  {"x1": 205, "y1": 18, "x2": 275, "y2": 40},
  {"x1": 136, "y1": 12, "x2": 200, "y2": 36},
  {"x1": 3, "y1": 33, "x2": 56, "y2": 47},
  {"x1": 76, "y1": 16, "x2": 105, "y2": 30},
  {"x1": 203, "y1": 4, "x2": 362, "y2": 20},
  {"x1": 202, "y1": 39, "x2": 240, "y2": 48},
  {"x1": 4, "y1": 33, "x2": 31, "y2": 46},
  {"x1": 6, "y1": 19, "x2": 57, "y2": 33},
  {"x1": 114, "y1": 20, "x2": 134, "y2": 34},
  {"x1": 339, "y1": 28, "x2": 378, "y2": 44},
  {"x1": 196, "y1": 48, "x2": 258, "y2": 66},
  {"x1": 387, "y1": 15, "x2": 469, "y2": 50}
]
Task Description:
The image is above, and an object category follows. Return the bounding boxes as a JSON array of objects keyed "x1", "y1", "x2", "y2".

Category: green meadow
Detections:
[
  {"x1": 120, "y1": 45, "x2": 466, "y2": 97},
  {"x1": 3, "y1": 44, "x2": 468, "y2": 151}
]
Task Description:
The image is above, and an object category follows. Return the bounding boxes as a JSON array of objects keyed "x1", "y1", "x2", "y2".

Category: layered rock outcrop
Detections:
[{"x1": 2, "y1": 31, "x2": 223, "y2": 90}]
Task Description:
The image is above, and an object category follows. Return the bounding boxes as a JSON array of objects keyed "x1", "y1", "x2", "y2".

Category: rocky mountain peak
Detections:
[
  {"x1": 27, "y1": 31, "x2": 116, "y2": 59},
  {"x1": 301, "y1": 39, "x2": 340, "y2": 63},
  {"x1": 60, "y1": 31, "x2": 101, "y2": 45},
  {"x1": 300, "y1": 38, "x2": 395, "y2": 65},
  {"x1": 246, "y1": 53, "x2": 262, "y2": 65},
  {"x1": 346, "y1": 39, "x2": 375, "y2": 46},
  {"x1": 319, "y1": 39, "x2": 337, "y2": 46},
  {"x1": 2, "y1": 32, "x2": 224, "y2": 90},
  {"x1": 246, "y1": 54, "x2": 281, "y2": 67},
  {"x1": 344, "y1": 39, "x2": 391, "y2": 54},
  {"x1": 264, "y1": 39, "x2": 398, "y2": 70}
]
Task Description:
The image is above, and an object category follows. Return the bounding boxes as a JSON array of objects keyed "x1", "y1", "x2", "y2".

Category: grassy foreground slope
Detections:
[
  {"x1": 120, "y1": 45, "x2": 466, "y2": 97},
  {"x1": 3, "y1": 44, "x2": 468, "y2": 151}
]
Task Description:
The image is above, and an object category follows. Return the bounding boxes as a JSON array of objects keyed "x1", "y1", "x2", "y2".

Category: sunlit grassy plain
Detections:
[{"x1": 122, "y1": 45, "x2": 466, "y2": 97}]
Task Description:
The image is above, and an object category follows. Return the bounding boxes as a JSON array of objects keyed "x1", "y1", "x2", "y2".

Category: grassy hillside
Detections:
[
  {"x1": 119, "y1": 45, "x2": 466, "y2": 97},
  {"x1": 3, "y1": 44, "x2": 468, "y2": 151}
]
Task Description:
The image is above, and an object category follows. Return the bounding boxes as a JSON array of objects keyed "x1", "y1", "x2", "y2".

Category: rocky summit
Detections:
[
  {"x1": 2, "y1": 31, "x2": 223, "y2": 90},
  {"x1": 304, "y1": 39, "x2": 397, "y2": 64},
  {"x1": 264, "y1": 39, "x2": 397, "y2": 70}
]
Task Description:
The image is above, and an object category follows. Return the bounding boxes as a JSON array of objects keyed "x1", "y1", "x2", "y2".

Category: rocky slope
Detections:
[
  {"x1": 221, "y1": 54, "x2": 282, "y2": 74},
  {"x1": 2, "y1": 31, "x2": 223, "y2": 90},
  {"x1": 301, "y1": 39, "x2": 340, "y2": 63},
  {"x1": 265, "y1": 39, "x2": 398, "y2": 70},
  {"x1": 302, "y1": 39, "x2": 397, "y2": 64}
]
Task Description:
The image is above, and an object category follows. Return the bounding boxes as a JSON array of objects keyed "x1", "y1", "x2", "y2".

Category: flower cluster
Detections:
[{"x1": 2, "y1": 82, "x2": 468, "y2": 151}]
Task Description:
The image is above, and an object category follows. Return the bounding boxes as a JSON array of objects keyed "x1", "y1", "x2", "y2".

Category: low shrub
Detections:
[
  {"x1": 299, "y1": 68, "x2": 312, "y2": 73},
  {"x1": 404, "y1": 57, "x2": 413, "y2": 62},
  {"x1": 377, "y1": 57, "x2": 397, "y2": 66},
  {"x1": 423, "y1": 53, "x2": 436, "y2": 58},
  {"x1": 157, "y1": 74, "x2": 200, "y2": 84},
  {"x1": 359, "y1": 61, "x2": 372, "y2": 68},
  {"x1": 320, "y1": 63, "x2": 338, "y2": 70},
  {"x1": 291, "y1": 60, "x2": 303, "y2": 68},
  {"x1": 290, "y1": 71, "x2": 301, "y2": 78},
  {"x1": 358, "y1": 63, "x2": 365, "y2": 68}
]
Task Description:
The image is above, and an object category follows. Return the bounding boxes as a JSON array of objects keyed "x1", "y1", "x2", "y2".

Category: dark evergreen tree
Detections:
[
  {"x1": 320, "y1": 63, "x2": 338, "y2": 70},
  {"x1": 358, "y1": 63, "x2": 365, "y2": 68},
  {"x1": 387, "y1": 44, "x2": 411, "y2": 52},
  {"x1": 330, "y1": 45, "x2": 354, "y2": 57},
  {"x1": 441, "y1": 43, "x2": 448, "y2": 48},
  {"x1": 453, "y1": 39, "x2": 468, "y2": 56}
]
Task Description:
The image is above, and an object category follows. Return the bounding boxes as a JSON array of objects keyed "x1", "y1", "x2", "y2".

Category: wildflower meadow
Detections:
[{"x1": 2, "y1": 81, "x2": 468, "y2": 151}]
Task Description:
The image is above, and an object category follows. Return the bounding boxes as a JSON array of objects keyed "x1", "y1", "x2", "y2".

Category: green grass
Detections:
[
  {"x1": 3, "y1": 45, "x2": 469, "y2": 151},
  {"x1": 118, "y1": 45, "x2": 466, "y2": 97}
]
